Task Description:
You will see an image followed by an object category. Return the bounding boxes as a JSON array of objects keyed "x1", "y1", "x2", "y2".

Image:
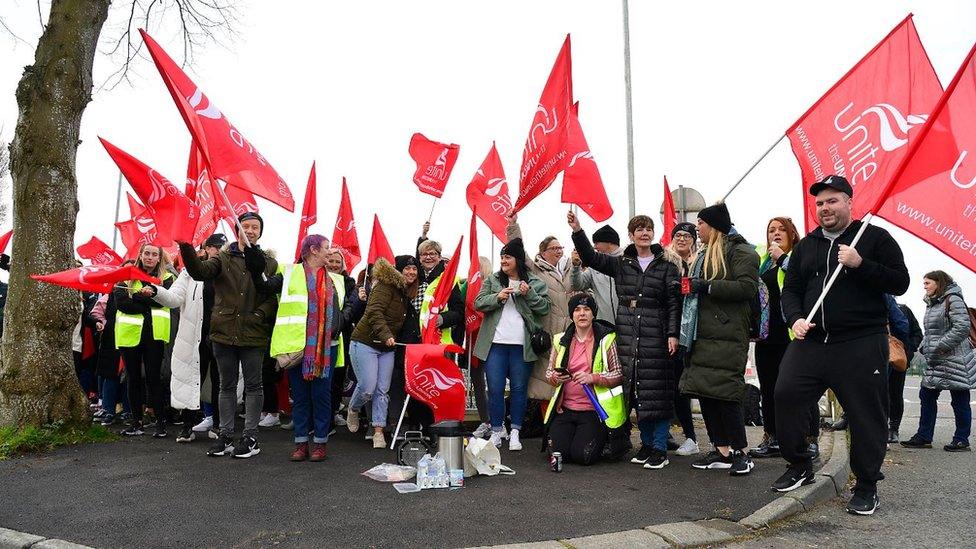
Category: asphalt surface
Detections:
[
  {"x1": 723, "y1": 375, "x2": 976, "y2": 549},
  {"x1": 0, "y1": 417, "x2": 785, "y2": 548}
]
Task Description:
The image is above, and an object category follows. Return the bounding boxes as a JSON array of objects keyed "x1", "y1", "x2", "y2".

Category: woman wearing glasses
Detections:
[{"x1": 666, "y1": 222, "x2": 701, "y2": 457}]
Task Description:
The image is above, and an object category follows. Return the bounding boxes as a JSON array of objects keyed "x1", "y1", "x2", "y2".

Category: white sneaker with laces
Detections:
[
  {"x1": 258, "y1": 413, "x2": 280, "y2": 428},
  {"x1": 192, "y1": 416, "x2": 213, "y2": 433},
  {"x1": 676, "y1": 438, "x2": 700, "y2": 456},
  {"x1": 509, "y1": 429, "x2": 522, "y2": 451},
  {"x1": 372, "y1": 431, "x2": 386, "y2": 449},
  {"x1": 346, "y1": 409, "x2": 360, "y2": 433},
  {"x1": 489, "y1": 427, "x2": 508, "y2": 448},
  {"x1": 472, "y1": 422, "x2": 491, "y2": 439}
]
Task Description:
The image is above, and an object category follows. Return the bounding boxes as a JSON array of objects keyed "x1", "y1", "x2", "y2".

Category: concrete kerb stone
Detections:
[
  {"x1": 32, "y1": 541, "x2": 96, "y2": 549},
  {"x1": 0, "y1": 527, "x2": 44, "y2": 549},
  {"x1": 468, "y1": 541, "x2": 568, "y2": 549},
  {"x1": 739, "y1": 497, "x2": 804, "y2": 530},
  {"x1": 816, "y1": 430, "x2": 851, "y2": 496},
  {"x1": 562, "y1": 529, "x2": 671, "y2": 549},
  {"x1": 643, "y1": 519, "x2": 748, "y2": 548}
]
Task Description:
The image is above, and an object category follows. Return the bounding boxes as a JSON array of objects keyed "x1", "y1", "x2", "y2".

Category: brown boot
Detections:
[
  {"x1": 309, "y1": 443, "x2": 327, "y2": 462},
  {"x1": 290, "y1": 442, "x2": 309, "y2": 461}
]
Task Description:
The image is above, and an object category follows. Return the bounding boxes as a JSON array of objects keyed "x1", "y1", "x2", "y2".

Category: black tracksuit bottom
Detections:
[
  {"x1": 775, "y1": 334, "x2": 888, "y2": 492},
  {"x1": 756, "y1": 342, "x2": 819, "y2": 438}
]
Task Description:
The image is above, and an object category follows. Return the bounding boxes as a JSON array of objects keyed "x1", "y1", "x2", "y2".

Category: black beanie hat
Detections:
[
  {"x1": 697, "y1": 203, "x2": 733, "y2": 234},
  {"x1": 395, "y1": 255, "x2": 418, "y2": 272},
  {"x1": 592, "y1": 225, "x2": 620, "y2": 246},
  {"x1": 203, "y1": 233, "x2": 227, "y2": 248},
  {"x1": 238, "y1": 212, "x2": 264, "y2": 235},
  {"x1": 500, "y1": 238, "x2": 525, "y2": 259},
  {"x1": 671, "y1": 222, "x2": 697, "y2": 241},
  {"x1": 568, "y1": 292, "x2": 598, "y2": 316}
]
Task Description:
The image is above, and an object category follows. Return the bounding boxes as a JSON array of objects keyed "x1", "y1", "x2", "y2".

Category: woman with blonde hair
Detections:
[
  {"x1": 113, "y1": 243, "x2": 175, "y2": 437},
  {"x1": 678, "y1": 203, "x2": 760, "y2": 475},
  {"x1": 666, "y1": 221, "x2": 701, "y2": 456}
]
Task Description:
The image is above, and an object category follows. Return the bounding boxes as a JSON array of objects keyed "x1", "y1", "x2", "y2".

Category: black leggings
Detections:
[
  {"x1": 122, "y1": 338, "x2": 165, "y2": 425},
  {"x1": 888, "y1": 366, "x2": 907, "y2": 431},
  {"x1": 548, "y1": 409, "x2": 608, "y2": 466},
  {"x1": 672, "y1": 357, "x2": 696, "y2": 440},
  {"x1": 756, "y1": 342, "x2": 819, "y2": 438},
  {"x1": 698, "y1": 396, "x2": 747, "y2": 450}
]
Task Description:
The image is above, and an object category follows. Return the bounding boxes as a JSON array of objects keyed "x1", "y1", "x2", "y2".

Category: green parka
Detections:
[{"x1": 473, "y1": 271, "x2": 551, "y2": 363}]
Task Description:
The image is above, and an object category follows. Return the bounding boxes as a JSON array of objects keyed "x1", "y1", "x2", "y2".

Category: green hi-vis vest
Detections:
[
  {"x1": 544, "y1": 331, "x2": 626, "y2": 429},
  {"x1": 756, "y1": 244, "x2": 794, "y2": 340},
  {"x1": 269, "y1": 264, "x2": 347, "y2": 367},
  {"x1": 419, "y1": 274, "x2": 460, "y2": 345},
  {"x1": 115, "y1": 273, "x2": 174, "y2": 348}
]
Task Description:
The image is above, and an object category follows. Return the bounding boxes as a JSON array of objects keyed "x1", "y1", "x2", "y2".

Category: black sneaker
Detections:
[
  {"x1": 808, "y1": 442, "x2": 820, "y2": 461},
  {"x1": 900, "y1": 435, "x2": 932, "y2": 448},
  {"x1": 232, "y1": 436, "x2": 260, "y2": 458},
  {"x1": 91, "y1": 409, "x2": 107, "y2": 421},
  {"x1": 730, "y1": 450, "x2": 754, "y2": 476},
  {"x1": 749, "y1": 438, "x2": 781, "y2": 459},
  {"x1": 887, "y1": 429, "x2": 900, "y2": 444},
  {"x1": 772, "y1": 465, "x2": 815, "y2": 492},
  {"x1": 630, "y1": 445, "x2": 654, "y2": 464},
  {"x1": 176, "y1": 427, "x2": 195, "y2": 443},
  {"x1": 846, "y1": 490, "x2": 880, "y2": 515},
  {"x1": 99, "y1": 414, "x2": 116, "y2": 427},
  {"x1": 642, "y1": 449, "x2": 669, "y2": 470},
  {"x1": 120, "y1": 423, "x2": 144, "y2": 437},
  {"x1": 944, "y1": 440, "x2": 971, "y2": 452},
  {"x1": 691, "y1": 450, "x2": 733, "y2": 470},
  {"x1": 153, "y1": 424, "x2": 168, "y2": 439},
  {"x1": 207, "y1": 437, "x2": 235, "y2": 457}
]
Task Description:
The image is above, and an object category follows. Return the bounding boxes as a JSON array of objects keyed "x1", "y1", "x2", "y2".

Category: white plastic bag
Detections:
[
  {"x1": 362, "y1": 463, "x2": 416, "y2": 482},
  {"x1": 463, "y1": 437, "x2": 516, "y2": 477}
]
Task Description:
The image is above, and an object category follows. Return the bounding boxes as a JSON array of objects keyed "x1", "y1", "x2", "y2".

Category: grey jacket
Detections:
[
  {"x1": 570, "y1": 246, "x2": 623, "y2": 325},
  {"x1": 921, "y1": 283, "x2": 976, "y2": 391}
]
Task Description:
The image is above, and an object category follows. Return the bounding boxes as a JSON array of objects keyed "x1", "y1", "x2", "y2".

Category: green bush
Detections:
[{"x1": 0, "y1": 422, "x2": 117, "y2": 459}]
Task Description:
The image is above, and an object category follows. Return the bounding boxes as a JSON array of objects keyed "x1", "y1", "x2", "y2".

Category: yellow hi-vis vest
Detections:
[
  {"x1": 115, "y1": 273, "x2": 174, "y2": 348},
  {"x1": 419, "y1": 273, "x2": 460, "y2": 345},
  {"x1": 544, "y1": 331, "x2": 626, "y2": 429},
  {"x1": 269, "y1": 264, "x2": 347, "y2": 367}
]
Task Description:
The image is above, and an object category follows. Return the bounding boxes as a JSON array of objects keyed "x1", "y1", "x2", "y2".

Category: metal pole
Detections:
[
  {"x1": 803, "y1": 214, "x2": 873, "y2": 323},
  {"x1": 622, "y1": 0, "x2": 636, "y2": 219},
  {"x1": 112, "y1": 171, "x2": 122, "y2": 250},
  {"x1": 721, "y1": 134, "x2": 786, "y2": 202},
  {"x1": 677, "y1": 184, "x2": 686, "y2": 223}
]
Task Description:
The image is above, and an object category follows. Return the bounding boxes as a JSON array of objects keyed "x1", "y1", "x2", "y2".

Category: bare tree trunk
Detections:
[{"x1": 0, "y1": 0, "x2": 110, "y2": 428}]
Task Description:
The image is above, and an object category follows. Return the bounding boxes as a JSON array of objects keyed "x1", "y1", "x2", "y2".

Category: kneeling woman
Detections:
[{"x1": 544, "y1": 294, "x2": 624, "y2": 466}]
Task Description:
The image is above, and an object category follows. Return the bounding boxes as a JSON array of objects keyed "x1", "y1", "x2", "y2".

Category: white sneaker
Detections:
[
  {"x1": 191, "y1": 416, "x2": 213, "y2": 433},
  {"x1": 676, "y1": 438, "x2": 700, "y2": 456},
  {"x1": 509, "y1": 429, "x2": 522, "y2": 451},
  {"x1": 472, "y1": 422, "x2": 491, "y2": 439},
  {"x1": 372, "y1": 431, "x2": 386, "y2": 449},
  {"x1": 347, "y1": 409, "x2": 360, "y2": 433},
  {"x1": 258, "y1": 413, "x2": 280, "y2": 428},
  {"x1": 334, "y1": 413, "x2": 347, "y2": 426},
  {"x1": 489, "y1": 427, "x2": 508, "y2": 448}
]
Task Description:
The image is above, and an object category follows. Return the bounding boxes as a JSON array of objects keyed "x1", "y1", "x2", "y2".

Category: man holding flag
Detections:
[{"x1": 772, "y1": 175, "x2": 909, "y2": 516}]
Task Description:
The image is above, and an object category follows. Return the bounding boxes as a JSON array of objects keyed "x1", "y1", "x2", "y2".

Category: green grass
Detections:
[{"x1": 0, "y1": 422, "x2": 118, "y2": 460}]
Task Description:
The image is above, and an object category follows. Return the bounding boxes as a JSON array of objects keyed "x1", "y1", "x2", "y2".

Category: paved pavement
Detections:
[
  {"x1": 723, "y1": 375, "x2": 976, "y2": 548},
  {"x1": 0, "y1": 417, "x2": 787, "y2": 548}
]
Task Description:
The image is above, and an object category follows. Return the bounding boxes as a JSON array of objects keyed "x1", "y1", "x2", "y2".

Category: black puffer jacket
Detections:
[{"x1": 573, "y1": 231, "x2": 682, "y2": 421}]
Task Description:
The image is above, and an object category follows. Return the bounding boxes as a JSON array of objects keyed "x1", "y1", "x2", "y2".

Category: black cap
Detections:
[
  {"x1": 395, "y1": 255, "x2": 418, "y2": 272},
  {"x1": 671, "y1": 222, "x2": 697, "y2": 241},
  {"x1": 697, "y1": 203, "x2": 733, "y2": 235},
  {"x1": 809, "y1": 175, "x2": 853, "y2": 198},
  {"x1": 203, "y1": 233, "x2": 227, "y2": 248},
  {"x1": 568, "y1": 292, "x2": 598, "y2": 316},
  {"x1": 592, "y1": 225, "x2": 620, "y2": 246},
  {"x1": 238, "y1": 212, "x2": 264, "y2": 235}
]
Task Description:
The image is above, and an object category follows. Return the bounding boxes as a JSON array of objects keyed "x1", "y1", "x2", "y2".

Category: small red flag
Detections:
[
  {"x1": 295, "y1": 162, "x2": 318, "y2": 262},
  {"x1": 77, "y1": 237, "x2": 123, "y2": 266},
  {"x1": 465, "y1": 142, "x2": 512, "y2": 242},
  {"x1": 187, "y1": 141, "x2": 220, "y2": 246},
  {"x1": 465, "y1": 210, "x2": 484, "y2": 338},
  {"x1": 223, "y1": 183, "x2": 259, "y2": 216},
  {"x1": 661, "y1": 176, "x2": 677, "y2": 246},
  {"x1": 367, "y1": 214, "x2": 395, "y2": 265},
  {"x1": 409, "y1": 133, "x2": 460, "y2": 198},
  {"x1": 116, "y1": 212, "x2": 158, "y2": 260},
  {"x1": 139, "y1": 29, "x2": 295, "y2": 212},
  {"x1": 404, "y1": 343, "x2": 467, "y2": 423},
  {"x1": 0, "y1": 230, "x2": 12, "y2": 255},
  {"x1": 516, "y1": 34, "x2": 573, "y2": 213},
  {"x1": 127, "y1": 192, "x2": 146, "y2": 219},
  {"x1": 31, "y1": 264, "x2": 161, "y2": 294},
  {"x1": 422, "y1": 237, "x2": 463, "y2": 345},
  {"x1": 561, "y1": 104, "x2": 612, "y2": 222},
  {"x1": 331, "y1": 177, "x2": 361, "y2": 271}
]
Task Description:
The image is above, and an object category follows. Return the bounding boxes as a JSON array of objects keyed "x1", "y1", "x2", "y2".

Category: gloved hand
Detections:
[
  {"x1": 688, "y1": 278, "x2": 710, "y2": 295},
  {"x1": 242, "y1": 245, "x2": 266, "y2": 275},
  {"x1": 0, "y1": 254, "x2": 10, "y2": 272},
  {"x1": 667, "y1": 279, "x2": 682, "y2": 297}
]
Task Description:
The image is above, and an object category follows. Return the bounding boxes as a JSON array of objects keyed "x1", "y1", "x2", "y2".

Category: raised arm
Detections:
[{"x1": 179, "y1": 242, "x2": 221, "y2": 281}]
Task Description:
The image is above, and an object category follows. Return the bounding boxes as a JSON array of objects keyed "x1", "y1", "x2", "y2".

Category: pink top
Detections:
[{"x1": 561, "y1": 331, "x2": 595, "y2": 411}]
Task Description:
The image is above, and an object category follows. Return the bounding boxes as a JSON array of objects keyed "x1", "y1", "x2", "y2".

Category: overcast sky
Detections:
[{"x1": 1, "y1": 0, "x2": 975, "y2": 320}]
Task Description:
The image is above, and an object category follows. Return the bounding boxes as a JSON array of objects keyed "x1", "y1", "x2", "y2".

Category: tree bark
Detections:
[{"x1": 0, "y1": 0, "x2": 110, "y2": 428}]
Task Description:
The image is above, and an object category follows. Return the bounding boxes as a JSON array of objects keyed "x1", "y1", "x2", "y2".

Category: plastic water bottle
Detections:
[
  {"x1": 432, "y1": 452, "x2": 448, "y2": 488},
  {"x1": 416, "y1": 453, "x2": 432, "y2": 490}
]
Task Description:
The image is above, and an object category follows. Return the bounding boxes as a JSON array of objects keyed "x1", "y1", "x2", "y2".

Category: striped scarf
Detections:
[{"x1": 302, "y1": 265, "x2": 335, "y2": 381}]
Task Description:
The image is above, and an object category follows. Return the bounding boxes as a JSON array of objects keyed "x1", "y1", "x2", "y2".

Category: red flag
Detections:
[
  {"x1": 516, "y1": 34, "x2": 573, "y2": 213},
  {"x1": 127, "y1": 192, "x2": 146, "y2": 218},
  {"x1": 0, "y1": 230, "x2": 12, "y2": 254},
  {"x1": 404, "y1": 343, "x2": 466, "y2": 423},
  {"x1": 116, "y1": 213, "x2": 158, "y2": 259},
  {"x1": 786, "y1": 15, "x2": 943, "y2": 231},
  {"x1": 77, "y1": 237, "x2": 123, "y2": 266},
  {"x1": 367, "y1": 214, "x2": 395, "y2": 265},
  {"x1": 422, "y1": 237, "x2": 463, "y2": 345},
  {"x1": 187, "y1": 142, "x2": 219, "y2": 246},
  {"x1": 139, "y1": 29, "x2": 295, "y2": 212},
  {"x1": 661, "y1": 176, "x2": 678, "y2": 246},
  {"x1": 875, "y1": 41, "x2": 976, "y2": 272},
  {"x1": 100, "y1": 137, "x2": 199, "y2": 246},
  {"x1": 31, "y1": 264, "x2": 161, "y2": 294},
  {"x1": 561, "y1": 104, "x2": 612, "y2": 222},
  {"x1": 295, "y1": 162, "x2": 318, "y2": 262},
  {"x1": 464, "y1": 210, "x2": 483, "y2": 338},
  {"x1": 466, "y1": 142, "x2": 512, "y2": 242},
  {"x1": 409, "y1": 133, "x2": 460, "y2": 198},
  {"x1": 331, "y1": 177, "x2": 361, "y2": 271},
  {"x1": 223, "y1": 182, "x2": 259, "y2": 216}
]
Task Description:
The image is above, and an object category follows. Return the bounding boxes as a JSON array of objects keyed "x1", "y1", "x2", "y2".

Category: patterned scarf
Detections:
[
  {"x1": 302, "y1": 265, "x2": 335, "y2": 381},
  {"x1": 679, "y1": 251, "x2": 706, "y2": 350}
]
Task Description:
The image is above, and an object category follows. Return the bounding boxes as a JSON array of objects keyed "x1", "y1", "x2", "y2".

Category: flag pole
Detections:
[
  {"x1": 622, "y1": 0, "x2": 636, "y2": 219},
  {"x1": 214, "y1": 181, "x2": 252, "y2": 247},
  {"x1": 427, "y1": 197, "x2": 438, "y2": 223},
  {"x1": 721, "y1": 134, "x2": 786, "y2": 202},
  {"x1": 112, "y1": 170, "x2": 123, "y2": 251},
  {"x1": 390, "y1": 395, "x2": 410, "y2": 450},
  {"x1": 804, "y1": 213, "x2": 873, "y2": 322}
]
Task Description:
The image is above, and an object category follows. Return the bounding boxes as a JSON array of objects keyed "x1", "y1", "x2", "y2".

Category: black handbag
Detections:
[{"x1": 530, "y1": 327, "x2": 552, "y2": 355}]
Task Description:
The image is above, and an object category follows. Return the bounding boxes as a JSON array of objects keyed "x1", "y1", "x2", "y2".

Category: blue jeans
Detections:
[
  {"x1": 484, "y1": 344, "x2": 532, "y2": 431},
  {"x1": 349, "y1": 341, "x2": 395, "y2": 428},
  {"x1": 100, "y1": 376, "x2": 124, "y2": 416},
  {"x1": 638, "y1": 417, "x2": 671, "y2": 451},
  {"x1": 289, "y1": 346, "x2": 337, "y2": 444},
  {"x1": 918, "y1": 386, "x2": 972, "y2": 444}
]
